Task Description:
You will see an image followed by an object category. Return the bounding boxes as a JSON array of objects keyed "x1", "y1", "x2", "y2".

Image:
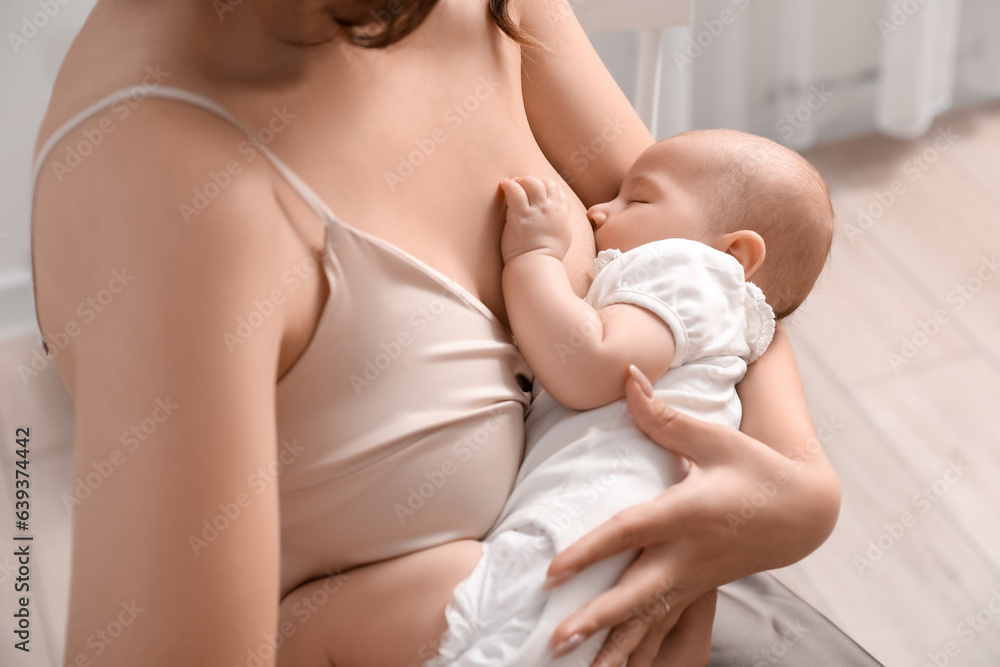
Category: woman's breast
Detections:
[
  {"x1": 266, "y1": 1, "x2": 597, "y2": 322},
  {"x1": 274, "y1": 218, "x2": 532, "y2": 597}
]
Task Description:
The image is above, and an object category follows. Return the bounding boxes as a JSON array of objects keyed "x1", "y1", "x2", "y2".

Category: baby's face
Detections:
[{"x1": 588, "y1": 136, "x2": 720, "y2": 254}]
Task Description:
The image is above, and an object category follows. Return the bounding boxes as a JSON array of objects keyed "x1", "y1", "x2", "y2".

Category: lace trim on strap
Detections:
[{"x1": 744, "y1": 281, "x2": 775, "y2": 364}]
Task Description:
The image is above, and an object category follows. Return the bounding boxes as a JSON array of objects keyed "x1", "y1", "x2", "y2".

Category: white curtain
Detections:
[{"x1": 593, "y1": 0, "x2": 1000, "y2": 148}]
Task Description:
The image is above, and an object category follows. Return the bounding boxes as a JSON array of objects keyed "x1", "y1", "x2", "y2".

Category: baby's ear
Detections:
[{"x1": 720, "y1": 230, "x2": 766, "y2": 279}]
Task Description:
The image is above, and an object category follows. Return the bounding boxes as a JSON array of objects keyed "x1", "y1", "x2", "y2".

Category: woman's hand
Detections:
[
  {"x1": 545, "y1": 365, "x2": 842, "y2": 666},
  {"x1": 651, "y1": 588, "x2": 718, "y2": 666}
]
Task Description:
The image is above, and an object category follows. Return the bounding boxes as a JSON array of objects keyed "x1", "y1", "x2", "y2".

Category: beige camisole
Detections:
[{"x1": 30, "y1": 86, "x2": 533, "y2": 595}]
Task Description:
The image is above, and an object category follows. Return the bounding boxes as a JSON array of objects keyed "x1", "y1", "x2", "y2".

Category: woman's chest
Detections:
[{"x1": 250, "y1": 43, "x2": 597, "y2": 324}]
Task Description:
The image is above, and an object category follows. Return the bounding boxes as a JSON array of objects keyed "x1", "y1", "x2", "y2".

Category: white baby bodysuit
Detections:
[{"x1": 425, "y1": 238, "x2": 775, "y2": 667}]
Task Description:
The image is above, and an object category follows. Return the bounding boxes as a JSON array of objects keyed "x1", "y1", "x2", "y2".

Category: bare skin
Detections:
[
  {"x1": 276, "y1": 539, "x2": 485, "y2": 667},
  {"x1": 31, "y1": 1, "x2": 841, "y2": 666}
]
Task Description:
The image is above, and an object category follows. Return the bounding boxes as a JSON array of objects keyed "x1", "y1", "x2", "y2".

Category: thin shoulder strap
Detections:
[
  {"x1": 31, "y1": 85, "x2": 340, "y2": 224},
  {"x1": 31, "y1": 85, "x2": 343, "y2": 351}
]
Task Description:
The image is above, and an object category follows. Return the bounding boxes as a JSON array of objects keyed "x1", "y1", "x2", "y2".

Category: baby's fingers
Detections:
[
  {"x1": 515, "y1": 176, "x2": 549, "y2": 205},
  {"x1": 500, "y1": 178, "x2": 529, "y2": 214},
  {"x1": 544, "y1": 178, "x2": 566, "y2": 199}
]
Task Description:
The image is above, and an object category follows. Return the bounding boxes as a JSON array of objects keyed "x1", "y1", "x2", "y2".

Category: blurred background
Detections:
[{"x1": 1, "y1": 0, "x2": 998, "y2": 665}]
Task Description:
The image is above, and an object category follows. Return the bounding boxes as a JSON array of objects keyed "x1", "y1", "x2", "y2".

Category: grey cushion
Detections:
[{"x1": 709, "y1": 573, "x2": 883, "y2": 666}]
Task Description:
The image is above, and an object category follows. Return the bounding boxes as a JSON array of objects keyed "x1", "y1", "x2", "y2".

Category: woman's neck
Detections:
[
  {"x1": 72, "y1": 0, "x2": 339, "y2": 91},
  {"x1": 34, "y1": 0, "x2": 328, "y2": 155}
]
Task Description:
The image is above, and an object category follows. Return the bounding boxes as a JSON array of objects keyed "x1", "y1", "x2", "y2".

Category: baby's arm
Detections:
[{"x1": 500, "y1": 177, "x2": 675, "y2": 411}]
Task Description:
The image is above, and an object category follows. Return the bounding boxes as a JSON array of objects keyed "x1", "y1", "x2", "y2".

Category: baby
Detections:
[{"x1": 423, "y1": 128, "x2": 835, "y2": 666}]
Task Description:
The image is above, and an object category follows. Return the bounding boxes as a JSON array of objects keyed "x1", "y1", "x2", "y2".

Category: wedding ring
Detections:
[{"x1": 658, "y1": 595, "x2": 671, "y2": 615}]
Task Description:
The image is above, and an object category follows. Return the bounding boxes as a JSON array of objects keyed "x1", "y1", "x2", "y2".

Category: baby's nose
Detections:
[{"x1": 587, "y1": 205, "x2": 607, "y2": 228}]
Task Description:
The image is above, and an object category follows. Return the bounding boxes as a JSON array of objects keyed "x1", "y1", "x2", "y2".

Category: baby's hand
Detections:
[{"x1": 500, "y1": 177, "x2": 573, "y2": 264}]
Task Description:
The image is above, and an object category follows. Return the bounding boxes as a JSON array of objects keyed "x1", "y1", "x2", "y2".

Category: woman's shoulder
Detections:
[
  {"x1": 31, "y1": 85, "x2": 299, "y2": 369},
  {"x1": 34, "y1": 89, "x2": 284, "y2": 244}
]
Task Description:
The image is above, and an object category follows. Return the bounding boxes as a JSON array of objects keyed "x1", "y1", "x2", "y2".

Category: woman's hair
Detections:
[
  {"x1": 346, "y1": 0, "x2": 535, "y2": 48},
  {"x1": 487, "y1": 0, "x2": 536, "y2": 47}
]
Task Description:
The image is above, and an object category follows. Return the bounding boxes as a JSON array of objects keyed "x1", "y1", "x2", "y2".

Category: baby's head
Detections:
[{"x1": 588, "y1": 129, "x2": 834, "y2": 319}]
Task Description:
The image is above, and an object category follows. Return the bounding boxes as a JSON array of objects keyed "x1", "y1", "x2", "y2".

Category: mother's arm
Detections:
[
  {"x1": 734, "y1": 322, "x2": 842, "y2": 557},
  {"x1": 42, "y1": 103, "x2": 288, "y2": 666},
  {"x1": 517, "y1": 0, "x2": 654, "y2": 206}
]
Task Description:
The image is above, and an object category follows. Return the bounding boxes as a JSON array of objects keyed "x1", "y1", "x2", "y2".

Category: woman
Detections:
[{"x1": 30, "y1": 0, "x2": 860, "y2": 665}]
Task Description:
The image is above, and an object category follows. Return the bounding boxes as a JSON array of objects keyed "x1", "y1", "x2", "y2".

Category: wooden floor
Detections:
[
  {"x1": 770, "y1": 101, "x2": 1000, "y2": 666},
  {"x1": 1, "y1": 103, "x2": 999, "y2": 666}
]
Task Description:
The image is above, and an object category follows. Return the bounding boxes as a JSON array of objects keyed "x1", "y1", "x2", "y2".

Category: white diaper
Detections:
[
  {"x1": 424, "y1": 528, "x2": 633, "y2": 667},
  {"x1": 423, "y1": 530, "x2": 551, "y2": 666}
]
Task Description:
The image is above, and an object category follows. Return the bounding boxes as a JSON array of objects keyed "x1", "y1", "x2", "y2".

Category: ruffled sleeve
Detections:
[
  {"x1": 744, "y1": 281, "x2": 775, "y2": 364},
  {"x1": 593, "y1": 248, "x2": 622, "y2": 276}
]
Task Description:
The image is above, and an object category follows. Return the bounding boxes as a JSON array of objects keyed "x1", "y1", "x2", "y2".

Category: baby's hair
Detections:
[{"x1": 679, "y1": 129, "x2": 834, "y2": 319}]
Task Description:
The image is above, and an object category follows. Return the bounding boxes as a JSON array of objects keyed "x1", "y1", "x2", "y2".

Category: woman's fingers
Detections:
[
  {"x1": 625, "y1": 365, "x2": 736, "y2": 466},
  {"x1": 585, "y1": 588, "x2": 717, "y2": 667},
  {"x1": 545, "y1": 491, "x2": 685, "y2": 586},
  {"x1": 588, "y1": 615, "x2": 670, "y2": 667},
  {"x1": 653, "y1": 588, "x2": 718, "y2": 667},
  {"x1": 628, "y1": 612, "x2": 683, "y2": 667},
  {"x1": 550, "y1": 546, "x2": 681, "y2": 652}
]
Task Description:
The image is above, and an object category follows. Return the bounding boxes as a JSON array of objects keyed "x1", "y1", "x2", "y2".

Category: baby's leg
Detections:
[{"x1": 277, "y1": 539, "x2": 482, "y2": 667}]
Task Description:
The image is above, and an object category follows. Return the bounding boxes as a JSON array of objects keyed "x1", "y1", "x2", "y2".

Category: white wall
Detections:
[{"x1": 0, "y1": 0, "x2": 97, "y2": 332}]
